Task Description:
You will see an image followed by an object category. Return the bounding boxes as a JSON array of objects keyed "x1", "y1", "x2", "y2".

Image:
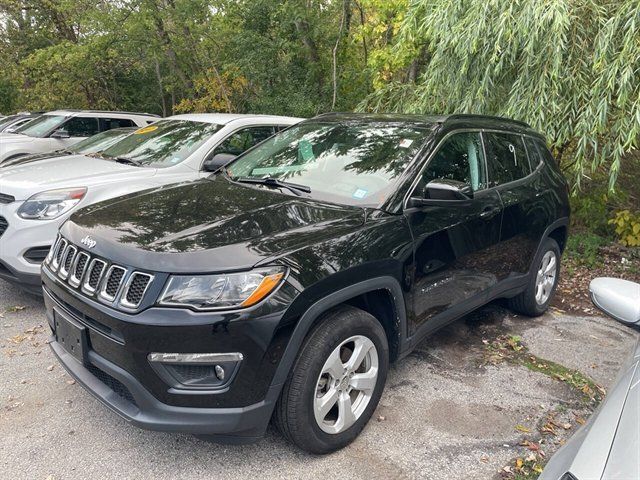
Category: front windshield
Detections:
[
  {"x1": 15, "y1": 115, "x2": 66, "y2": 137},
  {"x1": 0, "y1": 115, "x2": 19, "y2": 129},
  {"x1": 226, "y1": 121, "x2": 429, "y2": 206},
  {"x1": 69, "y1": 128, "x2": 134, "y2": 154},
  {"x1": 100, "y1": 120, "x2": 221, "y2": 167}
]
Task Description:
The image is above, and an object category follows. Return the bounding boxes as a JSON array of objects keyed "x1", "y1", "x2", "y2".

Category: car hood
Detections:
[
  {"x1": 0, "y1": 132, "x2": 31, "y2": 144},
  {"x1": 540, "y1": 338, "x2": 640, "y2": 480},
  {"x1": 62, "y1": 176, "x2": 366, "y2": 272},
  {"x1": 0, "y1": 155, "x2": 157, "y2": 200}
]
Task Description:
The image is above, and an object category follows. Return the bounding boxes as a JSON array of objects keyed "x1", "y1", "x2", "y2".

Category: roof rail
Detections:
[
  {"x1": 53, "y1": 109, "x2": 161, "y2": 117},
  {"x1": 444, "y1": 113, "x2": 530, "y2": 128}
]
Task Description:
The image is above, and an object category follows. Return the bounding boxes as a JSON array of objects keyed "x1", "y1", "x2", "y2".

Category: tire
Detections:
[
  {"x1": 274, "y1": 305, "x2": 389, "y2": 454},
  {"x1": 508, "y1": 237, "x2": 561, "y2": 317}
]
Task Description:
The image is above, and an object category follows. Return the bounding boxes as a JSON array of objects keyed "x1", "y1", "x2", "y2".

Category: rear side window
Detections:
[
  {"x1": 63, "y1": 117, "x2": 100, "y2": 137},
  {"x1": 100, "y1": 118, "x2": 135, "y2": 131},
  {"x1": 484, "y1": 132, "x2": 530, "y2": 186}
]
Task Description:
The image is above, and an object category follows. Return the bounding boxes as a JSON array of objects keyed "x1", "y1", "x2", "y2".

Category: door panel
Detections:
[
  {"x1": 484, "y1": 132, "x2": 546, "y2": 278},
  {"x1": 405, "y1": 131, "x2": 503, "y2": 336}
]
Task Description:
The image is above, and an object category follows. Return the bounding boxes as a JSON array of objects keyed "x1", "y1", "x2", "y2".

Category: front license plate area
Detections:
[{"x1": 54, "y1": 310, "x2": 88, "y2": 365}]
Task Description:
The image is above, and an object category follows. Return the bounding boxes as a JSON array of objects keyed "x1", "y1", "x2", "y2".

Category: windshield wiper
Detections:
[
  {"x1": 113, "y1": 156, "x2": 144, "y2": 167},
  {"x1": 235, "y1": 176, "x2": 311, "y2": 196}
]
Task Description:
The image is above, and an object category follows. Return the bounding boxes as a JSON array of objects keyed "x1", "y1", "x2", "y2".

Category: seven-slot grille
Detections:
[
  {"x1": 46, "y1": 235, "x2": 153, "y2": 309},
  {"x1": 0, "y1": 216, "x2": 7, "y2": 238}
]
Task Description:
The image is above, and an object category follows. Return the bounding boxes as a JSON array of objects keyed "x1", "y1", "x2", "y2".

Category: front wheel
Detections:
[
  {"x1": 508, "y1": 237, "x2": 561, "y2": 316},
  {"x1": 274, "y1": 306, "x2": 389, "y2": 454}
]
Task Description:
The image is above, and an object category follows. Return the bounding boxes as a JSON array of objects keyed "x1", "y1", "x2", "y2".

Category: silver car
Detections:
[
  {"x1": 540, "y1": 277, "x2": 640, "y2": 480},
  {"x1": 0, "y1": 113, "x2": 301, "y2": 293}
]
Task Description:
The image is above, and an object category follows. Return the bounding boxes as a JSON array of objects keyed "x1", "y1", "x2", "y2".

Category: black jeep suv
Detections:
[{"x1": 42, "y1": 113, "x2": 569, "y2": 453}]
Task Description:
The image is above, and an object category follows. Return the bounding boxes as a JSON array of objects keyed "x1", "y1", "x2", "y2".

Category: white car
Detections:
[
  {"x1": 0, "y1": 113, "x2": 301, "y2": 293},
  {"x1": 0, "y1": 110, "x2": 159, "y2": 163}
]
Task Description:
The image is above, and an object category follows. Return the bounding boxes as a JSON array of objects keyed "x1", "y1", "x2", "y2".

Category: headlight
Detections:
[
  {"x1": 159, "y1": 266, "x2": 286, "y2": 310},
  {"x1": 17, "y1": 187, "x2": 87, "y2": 220}
]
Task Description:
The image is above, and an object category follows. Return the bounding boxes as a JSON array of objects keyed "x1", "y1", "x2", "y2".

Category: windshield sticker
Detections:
[
  {"x1": 299, "y1": 140, "x2": 315, "y2": 161},
  {"x1": 399, "y1": 138, "x2": 414, "y2": 148},
  {"x1": 134, "y1": 125, "x2": 159, "y2": 135},
  {"x1": 352, "y1": 188, "x2": 368, "y2": 199}
]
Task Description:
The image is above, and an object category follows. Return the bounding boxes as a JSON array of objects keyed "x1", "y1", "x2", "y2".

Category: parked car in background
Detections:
[
  {"x1": 0, "y1": 110, "x2": 158, "y2": 164},
  {"x1": 540, "y1": 277, "x2": 640, "y2": 480},
  {"x1": 0, "y1": 113, "x2": 301, "y2": 293},
  {"x1": 0, "y1": 112, "x2": 43, "y2": 133},
  {"x1": 41, "y1": 113, "x2": 569, "y2": 452},
  {"x1": 1, "y1": 127, "x2": 135, "y2": 169}
]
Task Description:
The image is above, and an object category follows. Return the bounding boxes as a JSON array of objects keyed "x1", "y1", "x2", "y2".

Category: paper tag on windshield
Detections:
[
  {"x1": 399, "y1": 138, "x2": 414, "y2": 148},
  {"x1": 352, "y1": 188, "x2": 368, "y2": 199}
]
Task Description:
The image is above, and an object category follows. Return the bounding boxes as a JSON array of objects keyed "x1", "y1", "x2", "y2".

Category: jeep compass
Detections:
[{"x1": 42, "y1": 113, "x2": 570, "y2": 453}]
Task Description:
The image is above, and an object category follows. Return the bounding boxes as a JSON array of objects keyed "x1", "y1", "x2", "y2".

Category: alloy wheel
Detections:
[
  {"x1": 535, "y1": 250, "x2": 557, "y2": 305},
  {"x1": 313, "y1": 335, "x2": 379, "y2": 434}
]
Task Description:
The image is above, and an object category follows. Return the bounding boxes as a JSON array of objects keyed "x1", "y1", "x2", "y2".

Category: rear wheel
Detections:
[
  {"x1": 508, "y1": 237, "x2": 561, "y2": 316},
  {"x1": 274, "y1": 306, "x2": 389, "y2": 454}
]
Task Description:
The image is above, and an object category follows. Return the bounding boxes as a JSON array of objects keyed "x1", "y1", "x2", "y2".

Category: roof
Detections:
[
  {"x1": 310, "y1": 112, "x2": 537, "y2": 135},
  {"x1": 45, "y1": 110, "x2": 160, "y2": 118},
  {"x1": 166, "y1": 113, "x2": 303, "y2": 125}
]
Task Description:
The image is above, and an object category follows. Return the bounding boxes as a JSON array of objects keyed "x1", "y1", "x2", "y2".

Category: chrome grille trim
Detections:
[
  {"x1": 45, "y1": 235, "x2": 61, "y2": 265},
  {"x1": 82, "y1": 258, "x2": 107, "y2": 295},
  {"x1": 58, "y1": 245, "x2": 77, "y2": 280},
  {"x1": 51, "y1": 239, "x2": 68, "y2": 272},
  {"x1": 47, "y1": 236, "x2": 154, "y2": 309},
  {"x1": 98, "y1": 265, "x2": 127, "y2": 302},
  {"x1": 120, "y1": 272, "x2": 154, "y2": 309},
  {"x1": 69, "y1": 251, "x2": 90, "y2": 288}
]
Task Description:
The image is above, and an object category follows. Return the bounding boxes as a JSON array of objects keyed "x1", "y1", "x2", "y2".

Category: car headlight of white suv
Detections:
[{"x1": 17, "y1": 187, "x2": 87, "y2": 220}]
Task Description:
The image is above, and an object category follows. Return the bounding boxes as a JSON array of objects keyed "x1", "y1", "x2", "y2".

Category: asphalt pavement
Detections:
[{"x1": 1, "y1": 279, "x2": 637, "y2": 480}]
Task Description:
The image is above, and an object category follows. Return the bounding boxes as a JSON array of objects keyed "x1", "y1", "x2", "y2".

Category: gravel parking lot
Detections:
[{"x1": 1, "y1": 279, "x2": 637, "y2": 480}]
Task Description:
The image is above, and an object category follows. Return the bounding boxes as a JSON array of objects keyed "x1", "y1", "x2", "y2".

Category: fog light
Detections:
[{"x1": 148, "y1": 352, "x2": 242, "y2": 389}]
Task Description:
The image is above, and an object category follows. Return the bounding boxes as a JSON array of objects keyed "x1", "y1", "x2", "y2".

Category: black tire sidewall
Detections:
[{"x1": 286, "y1": 308, "x2": 389, "y2": 453}]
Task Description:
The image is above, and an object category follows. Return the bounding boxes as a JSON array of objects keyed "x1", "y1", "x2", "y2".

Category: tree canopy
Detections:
[{"x1": 1, "y1": 0, "x2": 638, "y2": 188}]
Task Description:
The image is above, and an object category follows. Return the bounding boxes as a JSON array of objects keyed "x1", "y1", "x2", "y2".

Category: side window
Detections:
[
  {"x1": 484, "y1": 132, "x2": 530, "y2": 186},
  {"x1": 524, "y1": 137, "x2": 544, "y2": 170},
  {"x1": 100, "y1": 118, "x2": 135, "y2": 131},
  {"x1": 212, "y1": 126, "x2": 276, "y2": 156},
  {"x1": 417, "y1": 132, "x2": 487, "y2": 192},
  {"x1": 62, "y1": 117, "x2": 100, "y2": 137}
]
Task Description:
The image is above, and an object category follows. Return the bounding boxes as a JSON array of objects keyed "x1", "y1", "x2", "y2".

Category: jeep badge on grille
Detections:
[{"x1": 81, "y1": 235, "x2": 97, "y2": 249}]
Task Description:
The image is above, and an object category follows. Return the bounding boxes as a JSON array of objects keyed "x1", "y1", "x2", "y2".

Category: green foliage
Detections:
[
  {"x1": 0, "y1": 0, "x2": 638, "y2": 194},
  {"x1": 358, "y1": 0, "x2": 640, "y2": 190},
  {"x1": 566, "y1": 233, "x2": 609, "y2": 269},
  {"x1": 609, "y1": 210, "x2": 640, "y2": 247}
]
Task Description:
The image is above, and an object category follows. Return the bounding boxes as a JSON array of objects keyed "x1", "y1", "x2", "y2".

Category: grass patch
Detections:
[
  {"x1": 489, "y1": 335, "x2": 605, "y2": 479},
  {"x1": 485, "y1": 335, "x2": 604, "y2": 405}
]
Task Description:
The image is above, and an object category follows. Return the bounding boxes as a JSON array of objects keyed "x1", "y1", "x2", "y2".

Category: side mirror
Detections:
[
  {"x1": 202, "y1": 152, "x2": 237, "y2": 172},
  {"x1": 424, "y1": 179, "x2": 473, "y2": 201},
  {"x1": 589, "y1": 278, "x2": 640, "y2": 326},
  {"x1": 50, "y1": 129, "x2": 70, "y2": 139}
]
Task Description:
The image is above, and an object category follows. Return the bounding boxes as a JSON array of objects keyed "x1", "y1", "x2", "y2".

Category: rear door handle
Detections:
[{"x1": 480, "y1": 207, "x2": 500, "y2": 218}]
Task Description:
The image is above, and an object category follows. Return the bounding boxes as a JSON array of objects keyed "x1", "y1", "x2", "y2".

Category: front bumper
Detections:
[
  {"x1": 0, "y1": 201, "x2": 60, "y2": 292},
  {"x1": 42, "y1": 265, "x2": 299, "y2": 440},
  {"x1": 49, "y1": 336, "x2": 279, "y2": 440}
]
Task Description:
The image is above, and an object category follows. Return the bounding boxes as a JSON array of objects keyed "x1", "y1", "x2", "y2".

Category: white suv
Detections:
[
  {"x1": 0, "y1": 110, "x2": 159, "y2": 163},
  {"x1": 0, "y1": 113, "x2": 301, "y2": 293}
]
